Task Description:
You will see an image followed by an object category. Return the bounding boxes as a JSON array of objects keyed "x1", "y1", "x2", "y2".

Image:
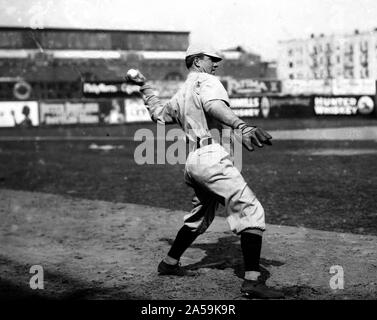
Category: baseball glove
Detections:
[{"x1": 237, "y1": 123, "x2": 272, "y2": 151}]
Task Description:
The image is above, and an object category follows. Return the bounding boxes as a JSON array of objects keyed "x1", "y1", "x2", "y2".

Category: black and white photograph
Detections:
[{"x1": 0, "y1": 0, "x2": 376, "y2": 313}]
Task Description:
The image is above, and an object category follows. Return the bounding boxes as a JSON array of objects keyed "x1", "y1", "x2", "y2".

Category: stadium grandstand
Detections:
[
  {"x1": 0, "y1": 27, "x2": 276, "y2": 100},
  {"x1": 0, "y1": 27, "x2": 281, "y2": 127}
]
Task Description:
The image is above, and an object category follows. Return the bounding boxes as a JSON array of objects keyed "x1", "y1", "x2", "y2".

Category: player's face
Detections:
[{"x1": 199, "y1": 55, "x2": 220, "y2": 75}]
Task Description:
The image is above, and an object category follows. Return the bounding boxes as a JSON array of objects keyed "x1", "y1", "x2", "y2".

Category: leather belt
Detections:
[{"x1": 197, "y1": 137, "x2": 213, "y2": 148}]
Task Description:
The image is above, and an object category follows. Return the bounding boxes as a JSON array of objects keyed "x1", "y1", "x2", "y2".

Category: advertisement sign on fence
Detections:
[
  {"x1": 0, "y1": 101, "x2": 39, "y2": 127},
  {"x1": 229, "y1": 97, "x2": 261, "y2": 117},
  {"x1": 124, "y1": 97, "x2": 152, "y2": 122},
  {"x1": 222, "y1": 78, "x2": 281, "y2": 95},
  {"x1": 40, "y1": 101, "x2": 99, "y2": 124},
  {"x1": 282, "y1": 79, "x2": 376, "y2": 95},
  {"x1": 98, "y1": 99, "x2": 125, "y2": 124},
  {"x1": 268, "y1": 96, "x2": 314, "y2": 118},
  {"x1": 313, "y1": 96, "x2": 375, "y2": 116},
  {"x1": 82, "y1": 81, "x2": 141, "y2": 98}
]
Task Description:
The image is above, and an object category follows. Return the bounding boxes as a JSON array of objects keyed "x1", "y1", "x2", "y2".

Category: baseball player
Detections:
[{"x1": 125, "y1": 43, "x2": 284, "y2": 299}]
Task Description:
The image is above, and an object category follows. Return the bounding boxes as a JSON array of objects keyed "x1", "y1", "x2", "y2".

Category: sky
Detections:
[{"x1": 1, "y1": 0, "x2": 377, "y2": 60}]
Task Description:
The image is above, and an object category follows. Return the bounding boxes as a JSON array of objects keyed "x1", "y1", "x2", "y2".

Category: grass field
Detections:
[
  {"x1": 1, "y1": 118, "x2": 377, "y2": 236},
  {"x1": 1, "y1": 117, "x2": 377, "y2": 138}
]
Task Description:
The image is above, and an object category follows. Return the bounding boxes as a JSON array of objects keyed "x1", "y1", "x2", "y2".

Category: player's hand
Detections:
[
  {"x1": 124, "y1": 69, "x2": 146, "y2": 86},
  {"x1": 237, "y1": 123, "x2": 272, "y2": 151}
]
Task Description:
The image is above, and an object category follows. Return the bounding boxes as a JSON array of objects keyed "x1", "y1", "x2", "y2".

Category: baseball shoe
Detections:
[
  {"x1": 241, "y1": 278, "x2": 284, "y2": 299},
  {"x1": 157, "y1": 260, "x2": 197, "y2": 277}
]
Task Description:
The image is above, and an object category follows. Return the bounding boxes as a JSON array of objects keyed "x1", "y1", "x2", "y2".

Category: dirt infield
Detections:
[{"x1": 0, "y1": 189, "x2": 376, "y2": 300}]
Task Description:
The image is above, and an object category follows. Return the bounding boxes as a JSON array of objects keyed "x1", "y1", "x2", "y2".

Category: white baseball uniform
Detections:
[{"x1": 140, "y1": 72, "x2": 266, "y2": 234}]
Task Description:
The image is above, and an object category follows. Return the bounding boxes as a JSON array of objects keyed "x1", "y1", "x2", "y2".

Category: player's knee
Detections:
[{"x1": 226, "y1": 199, "x2": 266, "y2": 234}]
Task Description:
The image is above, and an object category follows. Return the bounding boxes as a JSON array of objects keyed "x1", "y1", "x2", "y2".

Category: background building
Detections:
[
  {"x1": 277, "y1": 28, "x2": 377, "y2": 95},
  {"x1": 278, "y1": 28, "x2": 377, "y2": 80},
  {"x1": 219, "y1": 46, "x2": 276, "y2": 79},
  {"x1": 277, "y1": 29, "x2": 377, "y2": 95}
]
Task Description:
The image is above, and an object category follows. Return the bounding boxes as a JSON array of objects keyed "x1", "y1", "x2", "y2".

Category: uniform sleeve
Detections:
[
  {"x1": 199, "y1": 76, "x2": 243, "y2": 128},
  {"x1": 204, "y1": 99, "x2": 244, "y2": 129},
  {"x1": 140, "y1": 84, "x2": 177, "y2": 124},
  {"x1": 200, "y1": 76, "x2": 230, "y2": 107}
]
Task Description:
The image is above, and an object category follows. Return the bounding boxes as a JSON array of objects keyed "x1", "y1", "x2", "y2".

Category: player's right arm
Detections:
[
  {"x1": 139, "y1": 83, "x2": 177, "y2": 124},
  {"x1": 125, "y1": 69, "x2": 176, "y2": 124}
]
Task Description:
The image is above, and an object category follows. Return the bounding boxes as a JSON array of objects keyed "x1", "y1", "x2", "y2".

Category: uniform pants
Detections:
[{"x1": 184, "y1": 143, "x2": 266, "y2": 235}]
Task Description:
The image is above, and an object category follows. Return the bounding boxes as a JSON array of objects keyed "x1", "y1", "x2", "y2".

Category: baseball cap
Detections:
[{"x1": 185, "y1": 43, "x2": 223, "y2": 61}]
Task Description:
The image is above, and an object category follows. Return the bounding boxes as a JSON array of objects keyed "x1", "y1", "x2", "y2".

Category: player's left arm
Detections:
[
  {"x1": 200, "y1": 76, "x2": 272, "y2": 151},
  {"x1": 203, "y1": 99, "x2": 243, "y2": 128},
  {"x1": 204, "y1": 99, "x2": 272, "y2": 151}
]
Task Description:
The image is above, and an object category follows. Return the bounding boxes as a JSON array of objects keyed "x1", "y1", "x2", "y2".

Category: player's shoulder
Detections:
[
  {"x1": 185, "y1": 72, "x2": 226, "y2": 96},
  {"x1": 187, "y1": 72, "x2": 221, "y2": 84},
  {"x1": 197, "y1": 73, "x2": 222, "y2": 85}
]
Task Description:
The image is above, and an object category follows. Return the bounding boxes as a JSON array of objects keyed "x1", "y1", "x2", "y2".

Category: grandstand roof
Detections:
[{"x1": 0, "y1": 26, "x2": 190, "y2": 35}]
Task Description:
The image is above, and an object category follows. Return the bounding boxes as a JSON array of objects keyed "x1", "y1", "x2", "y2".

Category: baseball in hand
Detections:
[{"x1": 127, "y1": 69, "x2": 139, "y2": 78}]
